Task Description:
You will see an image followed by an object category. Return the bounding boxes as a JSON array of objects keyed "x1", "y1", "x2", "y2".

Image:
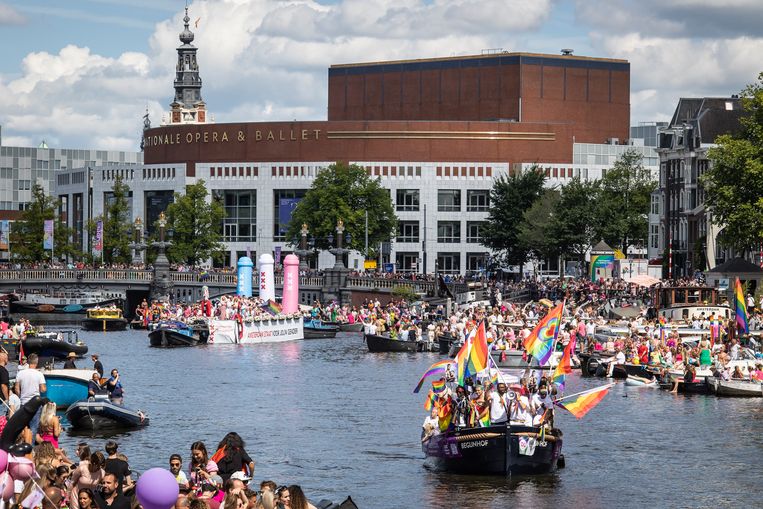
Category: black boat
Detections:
[
  {"x1": 303, "y1": 320, "x2": 340, "y2": 339},
  {"x1": 658, "y1": 379, "x2": 711, "y2": 394},
  {"x1": 65, "y1": 396, "x2": 149, "y2": 430},
  {"x1": 579, "y1": 352, "x2": 614, "y2": 376},
  {"x1": 148, "y1": 320, "x2": 209, "y2": 347},
  {"x1": 422, "y1": 423, "x2": 563, "y2": 475},
  {"x1": 365, "y1": 333, "x2": 417, "y2": 353},
  {"x1": 23, "y1": 331, "x2": 88, "y2": 359},
  {"x1": 437, "y1": 333, "x2": 455, "y2": 354}
]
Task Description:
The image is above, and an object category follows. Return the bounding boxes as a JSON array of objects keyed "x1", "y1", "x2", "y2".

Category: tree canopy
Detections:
[
  {"x1": 596, "y1": 150, "x2": 656, "y2": 255},
  {"x1": 548, "y1": 176, "x2": 601, "y2": 260},
  {"x1": 286, "y1": 162, "x2": 396, "y2": 254},
  {"x1": 9, "y1": 184, "x2": 77, "y2": 263},
  {"x1": 481, "y1": 168, "x2": 546, "y2": 267},
  {"x1": 165, "y1": 180, "x2": 225, "y2": 266},
  {"x1": 704, "y1": 72, "x2": 763, "y2": 252},
  {"x1": 517, "y1": 189, "x2": 561, "y2": 263}
]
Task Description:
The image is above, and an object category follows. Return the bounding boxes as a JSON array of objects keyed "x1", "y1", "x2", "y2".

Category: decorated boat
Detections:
[
  {"x1": 707, "y1": 377, "x2": 763, "y2": 397},
  {"x1": 653, "y1": 286, "x2": 731, "y2": 323},
  {"x1": 65, "y1": 395, "x2": 149, "y2": 429},
  {"x1": 148, "y1": 320, "x2": 209, "y2": 347},
  {"x1": 23, "y1": 330, "x2": 88, "y2": 359},
  {"x1": 42, "y1": 368, "x2": 99, "y2": 408},
  {"x1": 303, "y1": 319, "x2": 339, "y2": 339},
  {"x1": 422, "y1": 423, "x2": 563, "y2": 475},
  {"x1": 9, "y1": 291, "x2": 125, "y2": 315},
  {"x1": 81, "y1": 307, "x2": 128, "y2": 331},
  {"x1": 365, "y1": 333, "x2": 417, "y2": 353},
  {"x1": 325, "y1": 321, "x2": 364, "y2": 333}
]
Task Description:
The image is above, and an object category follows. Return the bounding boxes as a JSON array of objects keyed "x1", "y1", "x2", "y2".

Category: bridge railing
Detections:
[
  {"x1": 345, "y1": 277, "x2": 435, "y2": 293},
  {"x1": 0, "y1": 269, "x2": 154, "y2": 282}
]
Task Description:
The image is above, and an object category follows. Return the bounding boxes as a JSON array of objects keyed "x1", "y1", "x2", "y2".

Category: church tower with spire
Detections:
[{"x1": 167, "y1": 6, "x2": 209, "y2": 125}]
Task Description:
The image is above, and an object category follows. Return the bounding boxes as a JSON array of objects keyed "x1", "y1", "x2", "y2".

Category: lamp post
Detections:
[
  {"x1": 329, "y1": 219, "x2": 348, "y2": 270},
  {"x1": 294, "y1": 223, "x2": 311, "y2": 271},
  {"x1": 149, "y1": 210, "x2": 173, "y2": 303},
  {"x1": 129, "y1": 216, "x2": 146, "y2": 266}
]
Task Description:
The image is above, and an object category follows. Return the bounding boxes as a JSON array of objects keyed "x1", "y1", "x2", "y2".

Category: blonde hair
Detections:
[
  {"x1": 39, "y1": 402, "x2": 58, "y2": 432},
  {"x1": 34, "y1": 441, "x2": 58, "y2": 468}
]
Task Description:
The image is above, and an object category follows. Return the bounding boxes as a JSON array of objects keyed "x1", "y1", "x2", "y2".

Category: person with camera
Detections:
[
  {"x1": 106, "y1": 369, "x2": 124, "y2": 405},
  {"x1": 189, "y1": 441, "x2": 219, "y2": 486},
  {"x1": 93, "y1": 472, "x2": 130, "y2": 509}
]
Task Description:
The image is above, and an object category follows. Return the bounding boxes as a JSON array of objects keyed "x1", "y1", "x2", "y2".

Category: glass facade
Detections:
[
  {"x1": 144, "y1": 190, "x2": 174, "y2": 236},
  {"x1": 466, "y1": 221, "x2": 485, "y2": 243},
  {"x1": 273, "y1": 189, "x2": 306, "y2": 241},
  {"x1": 437, "y1": 252, "x2": 460, "y2": 274},
  {"x1": 396, "y1": 220, "x2": 419, "y2": 243},
  {"x1": 395, "y1": 251, "x2": 419, "y2": 273},
  {"x1": 396, "y1": 189, "x2": 420, "y2": 211},
  {"x1": 218, "y1": 190, "x2": 257, "y2": 242},
  {"x1": 437, "y1": 190, "x2": 461, "y2": 211},
  {"x1": 466, "y1": 190, "x2": 489, "y2": 211},
  {"x1": 437, "y1": 221, "x2": 460, "y2": 243}
]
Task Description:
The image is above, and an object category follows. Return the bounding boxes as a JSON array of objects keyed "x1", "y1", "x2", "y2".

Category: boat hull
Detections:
[
  {"x1": 365, "y1": 333, "x2": 417, "y2": 353},
  {"x1": 303, "y1": 327, "x2": 339, "y2": 339},
  {"x1": 708, "y1": 377, "x2": 763, "y2": 397},
  {"x1": 81, "y1": 318, "x2": 128, "y2": 331},
  {"x1": 437, "y1": 334, "x2": 454, "y2": 355},
  {"x1": 423, "y1": 424, "x2": 562, "y2": 475},
  {"x1": 148, "y1": 328, "x2": 208, "y2": 347},
  {"x1": 43, "y1": 369, "x2": 96, "y2": 408},
  {"x1": 65, "y1": 399, "x2": 149, "y2": 429},
  {"x1": 10, "y1": 298, "x2": 123, "y2": 315},
  {"x1": 23, "y1": 336, "x2": 88, "y2": 359}
]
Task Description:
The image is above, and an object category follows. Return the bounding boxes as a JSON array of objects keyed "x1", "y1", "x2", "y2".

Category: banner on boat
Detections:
[{"x1": 208, "y1": 318, "x2": 304, "y2": 344}]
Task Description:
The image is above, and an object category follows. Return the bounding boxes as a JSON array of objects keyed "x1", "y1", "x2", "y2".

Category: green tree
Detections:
[
  {"x1": 286, "y1": 162, "x2": 396, "y2": 254},
  {"x1": 101, "y1": 176, "x2": 132, "y2": 265},
  {"x1": 481, "y1": 167, "x2": 546, "y2": 266},
  {"x1": 9, "y1": 184, "x2": 78, "y2": 263},
  {"x1": 165, "y1": 180, "x2": 225, "y2": 266},
  {"x1": 549, "y1": 177, "x2": 602, "y2": 261},
  {"x1": 704, "y1": 73, "x2": 763, "y2": 253},
  {"x1": 517, "y1": 189, "x2": 561, "y2": 265},
  {"x1": 597, "y1": 150, "x2": 656, "y2": 255}
]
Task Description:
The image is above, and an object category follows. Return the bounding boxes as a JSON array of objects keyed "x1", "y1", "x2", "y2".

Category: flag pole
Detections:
[{"x1": 554, "y1": 382, "x2": 614, "y2": 403}]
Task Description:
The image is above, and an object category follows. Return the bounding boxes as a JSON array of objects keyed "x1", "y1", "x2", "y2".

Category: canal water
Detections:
[{"x1": 52, "y1": 330, "x2": 762, "y2": 509}]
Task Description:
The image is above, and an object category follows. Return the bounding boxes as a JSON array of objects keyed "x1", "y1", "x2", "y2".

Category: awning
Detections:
[{"x1": 624, "y1": 274, "x2": 661, "y2": 287}]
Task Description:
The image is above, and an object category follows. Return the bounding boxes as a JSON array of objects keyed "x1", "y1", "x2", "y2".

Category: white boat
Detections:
[
  {"x1": 653, "y1": 286, "x2": 731, "y2": 323},
  {"x1": 624, "y1": 376, "x2": 658, "y2": 387},
  {"x1": 708, "y1": 377, "x2": 763, "y2": 397}
]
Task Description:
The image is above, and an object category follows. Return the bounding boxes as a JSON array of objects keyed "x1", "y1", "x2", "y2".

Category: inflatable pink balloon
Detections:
[
  {"x1": 136, "y1": 468, "x2": 179, "y2": 509},
  {"x1": 8, "y1": 457, "x2": 35, "y2": 481},
  {"x1": 0, "y1": 472, "x2": 13, "y2": 501},
  {"x1": 0, "y1": 449, "x2": 7, "y2": 472}
]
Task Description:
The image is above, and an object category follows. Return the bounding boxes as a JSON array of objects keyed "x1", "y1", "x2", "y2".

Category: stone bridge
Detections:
[{"x1": 0, "y1": 269, "x2": 480, "y2": 312}]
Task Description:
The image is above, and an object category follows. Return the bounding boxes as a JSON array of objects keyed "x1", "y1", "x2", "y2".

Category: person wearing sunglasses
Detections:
[{"x1": 170, "y1": 454, "x2": 190, "y2": 491}]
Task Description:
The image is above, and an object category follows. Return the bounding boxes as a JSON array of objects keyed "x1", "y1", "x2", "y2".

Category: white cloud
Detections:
[
  {"x1": 1, "y1": 135, "x2": 34, "y2": 147},
  {"x1": 0, "y1": 3, "x2": 25, "y2": 25}
]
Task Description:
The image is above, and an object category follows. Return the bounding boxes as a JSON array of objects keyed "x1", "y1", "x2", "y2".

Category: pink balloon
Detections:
[
  {"x1": 0, "y1": 450, "x2": 7, "y2": 472},
  {"x1": 1, "y1": 471, "x2": 13, "y2": 501},
  {"x1": 8, "y1": 457, "x2": 35, "y2": 481},
  {"x1": 136, "y1": 468, "x2": 179, "y2": 509}
]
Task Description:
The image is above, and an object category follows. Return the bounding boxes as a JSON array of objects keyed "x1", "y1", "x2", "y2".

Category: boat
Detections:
[
  {"x1": 324, "y1": 321, "x2": 364, "y2": 333},
  {"x1": 23, "y1": 331, "x2": 88, "y2": 359},
  {"x1": 437, "y1": 333, "x2": 456, "y2": 355},
  {"x1": 707, "y1": 377, "x2": 763, "y2": 397},
  {"x1": 42, "y1": 369, "x2": 99, "y2": 408},
  {"x1": 148, "y1": 320, "x2": 209, "y2": 347},
  {"x1": 9, "y1": 291, "x2": 125, "y2": 315},
  {"x1": 65, "y1": 395, "x2": 149, "y2": 430},
  {"x1": 81, "y1": 307, "x2": 128, "y2": 331},
  {"x1": 303, "y1": 319, "x2": 339, "y2": 339},
  {"x1": 422, "y1": 423, "x2": 563, "y2": 475},
  {"x1": 653, "y1": 286, "x2": 731, "y2": 323},
  {"x1": 658, "y1": 379, "x2": 711, "y2": 394},
  {"x1": 365, "y1": 333, "x2": 417, "y2": 353}
]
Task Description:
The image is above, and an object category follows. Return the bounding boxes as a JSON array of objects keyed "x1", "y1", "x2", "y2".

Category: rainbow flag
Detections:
[
  {"x1": 658, "y1": 316, "x2": 666, "y2": 342},
  {"x1": 478, "y1": 414, "x2": 490, "y2": 427},
  {"x1": 261, "y1": 299, "x2": 282, "y2": 316},
  {"x1": 735, "y1": 278, "x2": 749, "y2": 334},
  {"x1": 413, "y1": 360, "x2": 452, "y2": 393},
  {"x1": 555, "y1": 384, "x2": 612, "y2": 419},
  {"x1": 424, "y1": 390, "x2": 435, "y2": 411},
  {"x1": 552, "y1": 339, "x2": 574, "y2": 389},
  {"x1": 455, "y1": 335, "x2": 472, "y2": 385},
  {"x1": 523, "y1": 302, "x2": 563, "y2": 366},
  {"x1": 467, "y1": 322, "x2": 489, "y2": 375}
]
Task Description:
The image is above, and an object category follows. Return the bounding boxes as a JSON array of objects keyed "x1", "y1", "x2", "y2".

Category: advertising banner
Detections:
[
  {"x1": 278, "y1": 198, "x2": 300, "y2": 234},
  {"x1": 0, "y1": 220, "x2": 9, "y2": 251},
  {"x1": 208, "y1": 319, "x2": 238, "y2": 344},
  {"x1": 95, "y1": 220, "x2": 103, "y2": 251},
  {"x1": 43, "y1": 220, "x2": 54, "y2": 250},
  {"x1": 208, "y1": 318, "x2": 304, "y2": 344}
]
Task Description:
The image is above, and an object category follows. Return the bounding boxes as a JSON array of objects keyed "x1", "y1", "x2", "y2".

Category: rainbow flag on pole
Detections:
[
  {"x1": 467, "y1": 322, "x2": 489, "y2": 375},
  {"x1": 555, "y1": 384, "x2": 612, "y2": 419},
  {"x1": 413, "y1": 360, "x2": 451, "y2": 393},
  {"x1": 552, "y1": 339, "x2": 574, "y2": 389},
  {"x1": 735, "y1": 278, "x2": 749, "y2": 334},
  {"x1": 523, "y1": 302, "x2": 564, "y2": 366}
]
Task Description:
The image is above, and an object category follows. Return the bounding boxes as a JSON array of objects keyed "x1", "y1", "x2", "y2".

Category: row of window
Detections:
[
  {"x1": 396, "y1": 189, "x2": 490, "y2": 212},
  {"x1": 395, "y1": 252, "x2": 487, "y2": 274},
  {"x1": 396, "y1": 220, "x2": 486, "y2": 244}
]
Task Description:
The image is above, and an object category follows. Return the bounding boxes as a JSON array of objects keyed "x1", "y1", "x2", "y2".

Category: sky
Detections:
[{"x1": 1, "y1": 0, "x2": 762, "y2": 152}]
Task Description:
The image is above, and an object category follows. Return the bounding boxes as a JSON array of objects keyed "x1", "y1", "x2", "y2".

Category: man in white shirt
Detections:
[
  {"x1": 14, "y1": 353, "x2": 46, "y2": 437},
  {"x1": 488, "y1": 383, "x2": 509, "y2": 424},
  {"x1": 509, "y1": 392, "x2": 533, "y2": 426}
]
